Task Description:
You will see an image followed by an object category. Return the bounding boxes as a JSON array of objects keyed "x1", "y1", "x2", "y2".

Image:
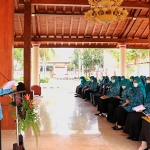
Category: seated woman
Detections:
[
  {"x1": 0, "y1": 81, "x2": 26, "y2": 95},
  {"x1": 95, "y1": 76, "x2": 120, "y2": 116},
  {"x1": 107, "y1": 78, "x2": 133, "y2": 123},
  {"x1": 90, "y1": 76, "x2": 110, "y2": 106},
  {"x1": 84, "y1": 77, "x2": 98, "y2": 101},
  {"x1": 123, "y1": 77, "x2": 150, "y2": 141},
  {"x1": 112, "y1": 77, "x2": 146, "y2": 130},
  {"x1": 75, "y1": 76, "x2": 87, "y2": 97},
  {"x1": 81, "y1": 76, "x2": 94, "y2": 99},
  {"x1": 138, "y1": 115, "x2": 150, "y2": 150}
]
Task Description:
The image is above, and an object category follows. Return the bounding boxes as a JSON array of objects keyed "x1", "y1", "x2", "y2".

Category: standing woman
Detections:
[
  {"x1": 112, "y1": 77, "x2": 146, "y2": 130},
  {"x1": 95, "y1": 76, "x2": 120, "y2": 116}
]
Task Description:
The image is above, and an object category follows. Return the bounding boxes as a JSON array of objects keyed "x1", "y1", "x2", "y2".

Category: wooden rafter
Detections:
[
  {"x1": 84, "y1": 22, "x2": 89, "y2": 37},
  {"x1": 46, "y1": 16, "x2": 49, "y2": 36},
  {"x1": 32, "y1": 15, "x2": 37, "y2": 36},
  {"x1": 69, "y1": 17, "x2": 73, "y2": 36},
  {"x1": 77, "y1": 17, "x2": 81, "y2": 36},
  {"x1": 133, "y1": 20, "x2": 144, "y2": 38},
  {"x1": 105, "y1": 24, "x2": 111, "y2": 36},
  {"x1": 14, "y1": 44, "x2": 149, "y2": 49},
  {"x1": 91, "y1": 23, "x2": 96, "y2": 36},
  {"x1": 140, "y1": 23, "x2": 149, "y2": 38},
  {"x1": 17, "y1": 15, "x2": 23, "y2": 35},
  {"x1": 54, "y1": 17, "x2": 56, "y2": 37},
  {"x1": 37, "y1": 16, "x2": 40, "y2": 36},
  {"x1": 14, "y1": 37, "x2": 149, "y2": 43},
  {"x1": 21, "y1": 0, "x2": 150, "y2": 9},
  {"x1": 112, "y1": 22, "x2": 120, "y2": 37},
  {"x1": 15, "y1": 0, "x2": 19, "y2": 10},
  {"x1": 62, "y1": 17, "x2": 64, "y2": 36},
  {"x1": 121, "y1": 20, "x2": 135, "y2": 38},
  {"x1": 63, "y1": 6, "x2": 66, "y2": 12},
  {"x1": 14, "y1": 11, "x2": 149, "y2": 21},
  {"x1": 98, "y1": 24, "x2": 104, "y2": 37}
]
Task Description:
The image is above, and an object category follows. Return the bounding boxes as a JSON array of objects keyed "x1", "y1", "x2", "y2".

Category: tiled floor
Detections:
[{"x1": 2, "y1": 80, "x2": 141, "y2": 150}]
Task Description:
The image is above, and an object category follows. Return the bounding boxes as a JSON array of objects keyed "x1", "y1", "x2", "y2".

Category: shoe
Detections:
[
  {"x1": 112, "y1": 125, "x2": 117, "y2": 129},
  {"x1": 95, "y1": 112, "x2": 101, "y2": 116},
  {"x1": 101, "y1": 113, "x2": 106, "y2": 117},
  {"x1": 74, "y1": 95, "x2": 78, "y2": 97},
  {"x1": 113, "y1": 126, "x2": 123, "y2": 130}
]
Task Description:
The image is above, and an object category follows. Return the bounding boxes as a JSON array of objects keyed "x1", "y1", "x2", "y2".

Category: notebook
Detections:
[{"x1": 132, "y1": 104, "x2": 146, "y2": 112}]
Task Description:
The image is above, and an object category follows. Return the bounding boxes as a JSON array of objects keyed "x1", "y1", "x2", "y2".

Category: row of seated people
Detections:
[{"x1": 74, "y1": 75, "x2": 150, "y2": 150}]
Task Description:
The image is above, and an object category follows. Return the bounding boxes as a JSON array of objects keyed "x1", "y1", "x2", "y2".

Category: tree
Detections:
[
  {"x1": 67, "y1": 63, "x2": 74, "y2": 71},
  {"x1": 82, "y1": 48, "x2": 104, "y2": 75},
  {"x1": 13, "y1": 48, "x2": 24, "y2": 70},
  {"x1": 72, "y1": 49, "x2": 79, "y2": 69},
  {"x1": 71, "y1": 48, "x2": 104, "y2": 76},
  {"x1": 39, "y1": 48, "x2": 55, "y2": 74}
]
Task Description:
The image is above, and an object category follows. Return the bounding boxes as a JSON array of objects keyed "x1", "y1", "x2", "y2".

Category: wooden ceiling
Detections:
[{"x1": 14, "y1": 0, "x2": 150, "y2": 49}]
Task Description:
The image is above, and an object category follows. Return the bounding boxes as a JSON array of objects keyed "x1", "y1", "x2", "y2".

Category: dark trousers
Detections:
[
  {"x1": 84, "y1": 90, "x2": 96, "y2": 100},
  {"x1": 107, "y1": 98, "x2": 121, "y2": 122},
  {"x1": 123, "y1": 112, "x2": 144, "y2": 140},
  {"x1": 112, "y1": 106, "x2": 128, "y2": 126},
  {"x1": 139, "y1": 119, "x2": 150, "y2": 148},
  {"x1": 81, "y1": 86, "x2": 88, "y2": 99}
]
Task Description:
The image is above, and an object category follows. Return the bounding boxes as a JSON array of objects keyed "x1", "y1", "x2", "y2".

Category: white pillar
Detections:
[
  {"x1": 119, "y1": 43, "x2": 126, "y2": 76},
  {"x1": 31, "y1": 41, "x2": 41, "y2": 85}
]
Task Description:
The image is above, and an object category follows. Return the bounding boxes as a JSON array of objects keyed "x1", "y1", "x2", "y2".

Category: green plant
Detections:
[
  {"x1": 40, "y1": 77, "x2": 49, "y2": 83},
  {"x1": 9, "y1": 94, "x2": 40, "y2": 146}
]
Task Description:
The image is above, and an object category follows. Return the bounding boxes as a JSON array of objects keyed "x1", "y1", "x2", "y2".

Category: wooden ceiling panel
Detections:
[
  {"x1": 127, "y1": 19, "x2": 144, "y2": 37},
  {"x1": 71, "y1": 17, "x2": 80, "y2": 36},
  {"x1": 14, "y1": 0, "x2": 150, "y2": 49},
  {"x1": 63, "y1": 17, "x2": 71, "y2": 36},
  {"x1": 133, "y1": 20, "x2": 149, "y2": 38},
  {"x1": 99, "y1": 24, "x2": 110, "y2": 37}
]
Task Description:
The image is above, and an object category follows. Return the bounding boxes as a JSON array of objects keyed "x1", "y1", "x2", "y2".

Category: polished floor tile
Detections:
[{"x1": 2, "y1": 80, "x2": 141, "y2": 150}]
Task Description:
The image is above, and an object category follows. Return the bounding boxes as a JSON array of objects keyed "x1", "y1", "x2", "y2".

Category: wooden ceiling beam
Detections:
[
  {"x1": 14, "y1": 11, "x2": 149, "y2": 21},
  {"x1": 14, "y1": 37, "x2": 149, "y2": 43},
  {"x1": 14, "y1": 44, "x2": 149, "y2": 49},
  {"x1": 18, "y1": 0, "x2": 150, "y2": 9}
]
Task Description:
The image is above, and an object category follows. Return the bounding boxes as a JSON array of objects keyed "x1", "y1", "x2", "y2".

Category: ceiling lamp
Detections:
[{"x1": 85, "y1": 0, "x2": 128, "y2": 24}]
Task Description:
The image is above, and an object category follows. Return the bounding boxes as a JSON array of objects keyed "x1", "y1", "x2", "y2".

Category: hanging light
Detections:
[{"x1": 85, "y1": 0, "x2": 128, "y2": 24}]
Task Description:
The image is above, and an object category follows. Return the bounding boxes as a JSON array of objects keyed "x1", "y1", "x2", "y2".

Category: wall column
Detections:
[
  {"x1": 118, "y1": 43, "x2": 127, "y2": 76},
  {"x1": 24, "y1": 1, "x2": 31, "y2": 91},
  {"x1": 0, "y1": 0, "x2": 15, "y2": 130},
  {"x1": 31, "y1": 42, "x2": 41, "y2": 85}
]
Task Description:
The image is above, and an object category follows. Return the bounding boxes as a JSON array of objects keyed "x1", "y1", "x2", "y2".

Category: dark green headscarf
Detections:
[
  {"x1": 103, "y1": 76, "x2": 110, "y2": 84},
  {"x1": 121, "y1": 76, "x2": 126, "y2": 81},
  {"x1": 80, "y1": 76, "x2": 86, "y2": 86},
  {"x1": 145, "y1": 77, "x2": 150, "y2": 95},
  {"x1": 134, "y1": 77, "x2": 146, "y2": 101},
  {"x1": 140, "y1": 75, "x2": 146, "y2": 86},
  {"x1": 130, "y1": 76, "x2": 134, "y2": 82},
  {"x1": 111, "y1": 76, "x2": 119, "y2": 87},
  {"x1": 120, "y1": 79, "x2": 132, "y2": 89}
]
